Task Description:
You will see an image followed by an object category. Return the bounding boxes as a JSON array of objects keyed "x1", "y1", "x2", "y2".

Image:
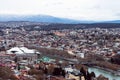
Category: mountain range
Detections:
[{"x1": 0, "y1": 15, "x2": 120, "y2": 24}]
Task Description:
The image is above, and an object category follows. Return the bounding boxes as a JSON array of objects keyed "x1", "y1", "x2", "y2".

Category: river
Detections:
[{"x1": 88, "y1": 67, "x2": 120, "y2": 80}]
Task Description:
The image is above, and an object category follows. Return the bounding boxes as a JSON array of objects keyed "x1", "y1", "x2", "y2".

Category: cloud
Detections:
[{"x1": 0, "y1": 0, "x2": 120, "y2": 21}]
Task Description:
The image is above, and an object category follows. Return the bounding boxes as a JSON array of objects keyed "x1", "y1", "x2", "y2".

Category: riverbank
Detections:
[
  {"x1": 90, "y1": 66, "x2": 120, "y2": 76},
  {"x1": 88, "y1": 67, "x2": 120, "y2": 80}
]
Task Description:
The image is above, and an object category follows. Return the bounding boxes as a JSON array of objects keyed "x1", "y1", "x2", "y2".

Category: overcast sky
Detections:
[{"x1": 0, "y1": 0, "x2": 120, "y2": 21}]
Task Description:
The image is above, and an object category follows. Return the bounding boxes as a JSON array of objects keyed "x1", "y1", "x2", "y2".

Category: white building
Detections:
[{"x1": 7, "y1": 47, "x2": 35, "y2": 55}]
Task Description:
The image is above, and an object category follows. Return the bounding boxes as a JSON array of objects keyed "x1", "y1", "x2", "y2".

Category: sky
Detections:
[{"x1": 0, "y1": 0, "x2": 120, "y2": 21}]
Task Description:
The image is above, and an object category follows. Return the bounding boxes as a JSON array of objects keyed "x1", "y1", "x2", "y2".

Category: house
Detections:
[
  {"x1": 76, "y1": 52, "x2": 85, "y2": 58},
  {"x1": 74, "y1": 51, "x2": 85, "y2": 58},
  {"x1": 64, "y1": 66, "x2": 84, "y2": 80}
]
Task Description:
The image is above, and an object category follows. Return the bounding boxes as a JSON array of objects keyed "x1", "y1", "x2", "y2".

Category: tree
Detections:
[
  {"x1": 0, "y1": 66, "x2": 14, "y2": 79},
  {"x1": 53, "y1": 67, "x2": 62, "y2": 76},
  {"x1": 90, "y1": 72, "x2": 96, "y2": 78},
  {"x1": 80, "y1": 67, "x2": 87, "y2": 80},
  {"x1": 47, "y1": 64, "x2": 55, "y2": 75},
  {"x1": 61, "y1": 70, "x2": 66, "y2": 77},
  {"x1": 97, "y1": 74, "x2": 109, "y2": 80},
  {"x1": 28, "y1": 69, "x2": 43, "y2": 75}
]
